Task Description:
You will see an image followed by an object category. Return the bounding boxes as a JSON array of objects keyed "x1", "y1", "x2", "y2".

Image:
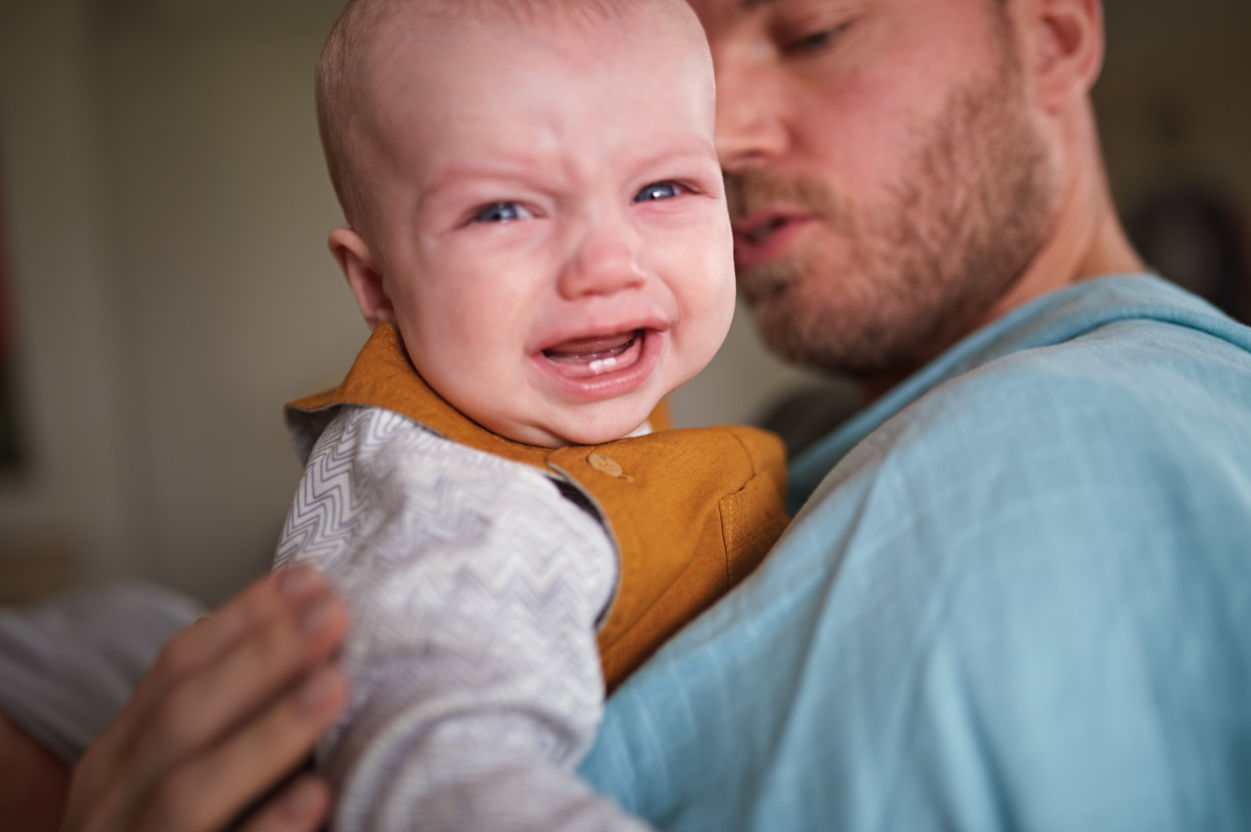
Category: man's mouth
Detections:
[
  {"x1": 739, "y1": 217, "x2": 789, "y2": 245},
  {"x1": 732, "y1": 213, "x2": 813, "y2": 271},
  {"x1": 541, "y1": 329, "x2": 645, "y2": 379}
]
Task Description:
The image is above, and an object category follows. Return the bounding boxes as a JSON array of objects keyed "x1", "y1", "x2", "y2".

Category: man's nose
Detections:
[
  {"x1": 557, "y1": 222, "x2": 646, "y2": 300},
  {"x1": 712, "y1": 53, "x2": 789, "y2": 174}
]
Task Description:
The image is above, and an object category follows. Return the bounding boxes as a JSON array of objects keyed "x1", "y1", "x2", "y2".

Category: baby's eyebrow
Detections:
[
  {"x1": 621, "y1": 142, "x2": 720, "y2": 176},
  {"x1": 427, "y1": 157, "x2": 549, "y2": 187},
  {"x1": 419, "y1": 160, "x2": 547, "y2": 203}
]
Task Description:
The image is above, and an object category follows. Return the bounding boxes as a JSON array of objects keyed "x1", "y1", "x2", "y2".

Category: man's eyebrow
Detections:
[{"x1": 743, "y1": 0, "x2": 779, "y2": 9}]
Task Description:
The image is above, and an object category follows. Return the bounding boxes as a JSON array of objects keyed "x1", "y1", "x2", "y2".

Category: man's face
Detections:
[
  {"x1": 358, "y1": 10, "x2": 735, "y2": 447},
  {"x1": 688, "y1": 0, "x2": 1061, "y2": 380}
]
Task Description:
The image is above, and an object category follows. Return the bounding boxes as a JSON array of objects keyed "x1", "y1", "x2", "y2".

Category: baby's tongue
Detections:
[{"x1": 544, "y1": 331, "x2": 636, "y2": 365}]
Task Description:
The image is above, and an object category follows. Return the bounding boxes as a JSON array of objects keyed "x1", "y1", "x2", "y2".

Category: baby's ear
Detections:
[{"x1": 329, "y1": 227, "x2": 395, "y2": 327}]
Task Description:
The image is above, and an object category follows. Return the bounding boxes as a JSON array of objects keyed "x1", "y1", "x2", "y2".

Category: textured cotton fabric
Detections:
[
  {"x1": 276, "y1": 405, "x2": 650, "y2": 832},
  {"x1": 580, "y1": 274, "x2": 1251, "y2": 831}
]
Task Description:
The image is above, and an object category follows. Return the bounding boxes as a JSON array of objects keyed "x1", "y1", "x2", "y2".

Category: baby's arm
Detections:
[{"x1": 276, "y1": 406, "x2": 651, "y2": 832}]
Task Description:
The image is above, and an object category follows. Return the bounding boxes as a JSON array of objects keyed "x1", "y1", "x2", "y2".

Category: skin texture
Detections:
[
  {"x1": 6, "y1": 567, "x2": 351, "y2": 832},
  {"x1": 329, "y1": 5, "x2": 738, "y2": 447},
  {"x1": 688, "y1": 0, "x2": 1142, "y2": 390}
]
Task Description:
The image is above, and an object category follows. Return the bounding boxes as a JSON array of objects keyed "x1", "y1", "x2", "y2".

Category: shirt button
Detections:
[{"x1": 588, "y1": 452, "x2": 626, "y2": 478}]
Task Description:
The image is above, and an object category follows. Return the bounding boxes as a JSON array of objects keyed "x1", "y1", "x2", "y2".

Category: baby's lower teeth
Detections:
[{"x1": 588, "y1": 356, "x2": 617, "y2": 373}]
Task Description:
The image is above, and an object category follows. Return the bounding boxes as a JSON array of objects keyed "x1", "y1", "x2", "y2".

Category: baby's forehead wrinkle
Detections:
[
  {"x1": 423, "y1": 155, "x2": 558, "y2": 192},
  {"x1": 417, "y1": 132, "x2": 594, "y2": 198}
]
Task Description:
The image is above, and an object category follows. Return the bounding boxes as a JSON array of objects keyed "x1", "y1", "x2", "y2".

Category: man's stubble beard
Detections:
[{"x1": 727, "y1": 36, "x2": 1059, "y2": 382}]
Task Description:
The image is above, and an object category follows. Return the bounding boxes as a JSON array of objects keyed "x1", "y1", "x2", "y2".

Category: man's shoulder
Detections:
[
  {"x1": 834, "y1": 312, "x2": 1251, "y2": 521},
  {"x1": 933, "y1": 312, "x2": 1251, "y2": 433},
  {"x1": 789, "y1": 315, "x2": 1251, "y2": 568},
  {"x1": 809, "y1": 312, "x2": 1250, "y2": 508}
]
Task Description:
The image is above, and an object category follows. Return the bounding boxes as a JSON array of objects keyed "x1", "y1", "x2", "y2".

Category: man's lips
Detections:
[{"x1": 732, "y1": 212, "x2": 814, "y2": 271}]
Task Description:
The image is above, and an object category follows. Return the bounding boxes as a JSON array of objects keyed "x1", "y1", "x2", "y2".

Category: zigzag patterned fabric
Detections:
[{"x1": 275, "y1": 405, "x2": 650, "y2": 831}]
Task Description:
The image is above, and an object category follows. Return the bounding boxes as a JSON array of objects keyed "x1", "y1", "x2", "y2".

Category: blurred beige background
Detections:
[{"x1": 1, "y1": 0, "x2": 1248, "y2": 605}]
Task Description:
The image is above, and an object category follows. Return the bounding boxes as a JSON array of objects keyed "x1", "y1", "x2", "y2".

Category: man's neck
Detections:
[
  {"x1": 982, "y1": 175, "x2": 1141, "y2": 329},
  {"x1": 982, "y1": 107, "x2": 1143, "y2": 328},
  {"x1": 857, "y1": 117, "x2": 1143, "y2": 403}
]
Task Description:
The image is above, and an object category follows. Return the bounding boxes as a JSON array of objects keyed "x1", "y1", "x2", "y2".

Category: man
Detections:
[
  {"x1": 8, "y1": 0, "x2": 1251, "y2": 829},
  {"x1": 572, "y1": 0, "x2": 1251, "y2": 829}
]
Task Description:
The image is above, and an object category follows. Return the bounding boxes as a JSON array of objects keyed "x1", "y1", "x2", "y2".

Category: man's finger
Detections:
[
  {"x1": 236, "y1": 776, "x2": 332, "y2": 832},
  {"x1": 121, "y1": 566, "x2": 328, "y2": 729},
  {"x1": 134, "y1": 665, "x2": 348, "y2": 832},
  {"x1": 78, "y1": 572, "x2": 308, "y2": 793},
  {"x1": 127, "y1": 588, "x2": 348, "y2": 781}
]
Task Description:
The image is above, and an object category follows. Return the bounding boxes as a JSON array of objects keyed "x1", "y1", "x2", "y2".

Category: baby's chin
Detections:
[
  {"x1": 555, "y1": 417, "x2": 653, "y2": 447},
  {"x1": 490, "y1": 406, "x2": 658, "y2": 449}
]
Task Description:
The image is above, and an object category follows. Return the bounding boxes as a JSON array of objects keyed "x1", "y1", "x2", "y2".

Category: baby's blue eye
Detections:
[
  {"x1": 473, "y1": 202, "x2": 527, "y2": 223},
  {"x1": 634, "y1": 182, "x2": 683, "y2": 202}
]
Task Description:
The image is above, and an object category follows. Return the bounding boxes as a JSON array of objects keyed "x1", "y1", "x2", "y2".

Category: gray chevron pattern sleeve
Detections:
[{"x1": 275, "y1": 406, "x2": 652, "y2": 832}]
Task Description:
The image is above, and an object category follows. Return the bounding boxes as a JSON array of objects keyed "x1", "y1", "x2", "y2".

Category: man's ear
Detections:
[
  {"x1": 1020, "y1": 0, "x2": 1104, "y2": 114},
  {"x1": 329, "y1": 227, "x2": 395, "y2": 327}
]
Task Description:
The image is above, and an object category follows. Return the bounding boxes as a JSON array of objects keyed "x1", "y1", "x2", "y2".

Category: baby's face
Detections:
[{"x1": 356, "y1": 8, "x2": 735, "y2": 446}]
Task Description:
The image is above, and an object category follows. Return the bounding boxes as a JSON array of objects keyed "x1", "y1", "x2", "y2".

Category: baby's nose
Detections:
[{"x1": 557, "y1": 229, "x2": 647, "y2": 300}]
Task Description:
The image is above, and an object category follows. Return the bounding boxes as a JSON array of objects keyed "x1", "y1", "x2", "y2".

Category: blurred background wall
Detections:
[{"x1": 0, "y1": 0, "x2": 1248, "y2": 606}]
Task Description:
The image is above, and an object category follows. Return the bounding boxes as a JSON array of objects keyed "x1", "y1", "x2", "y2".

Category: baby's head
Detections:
[{"x1": 316, "y1": 0, "x2": 735, "y2": 447}]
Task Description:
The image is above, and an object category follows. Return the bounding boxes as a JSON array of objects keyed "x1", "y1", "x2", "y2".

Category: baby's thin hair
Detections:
[{"x1": 315, "y1": 0, "x2": 687, "y2": 231}]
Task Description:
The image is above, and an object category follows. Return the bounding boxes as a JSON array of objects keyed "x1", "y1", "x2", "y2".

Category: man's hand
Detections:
[{"x1": 59, "y1": 566, "x2": 349, "y2": 832}]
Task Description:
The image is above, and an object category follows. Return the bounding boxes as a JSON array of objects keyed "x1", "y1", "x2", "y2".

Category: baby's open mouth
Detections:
[{"x1": 542, "y1": 329, "x2": 644, "y2": 378}]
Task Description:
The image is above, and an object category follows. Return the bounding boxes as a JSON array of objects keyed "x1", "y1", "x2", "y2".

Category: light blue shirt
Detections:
[{"x1": 581, "y1": 274, "x2": 1251, "y2": 831}]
